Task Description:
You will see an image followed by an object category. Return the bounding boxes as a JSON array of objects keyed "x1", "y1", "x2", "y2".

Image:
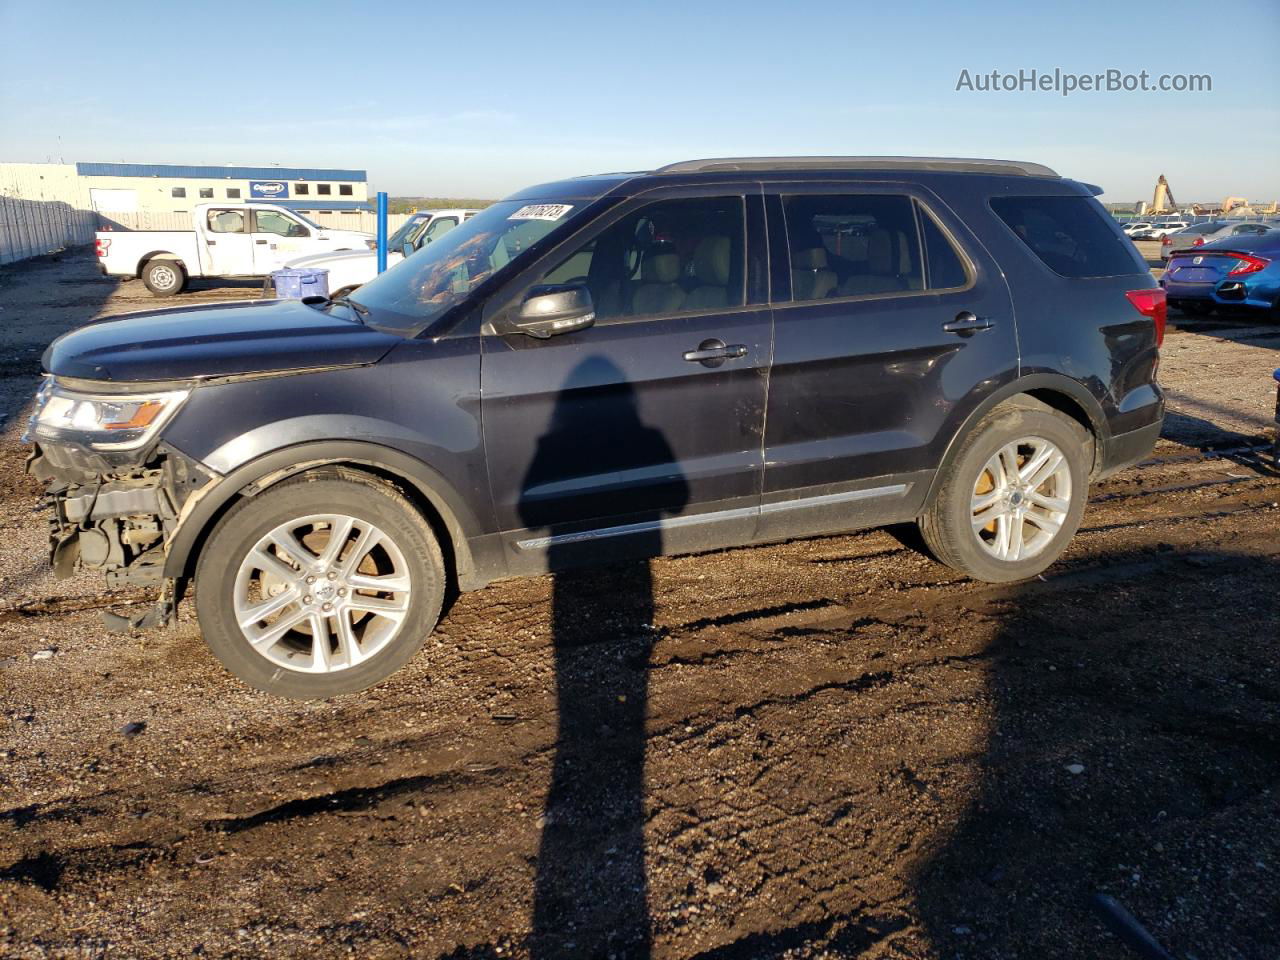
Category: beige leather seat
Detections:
[
  {"x1": 791, "y1": 247, "x2": 838, "y2": 301},
  {"x1": 838, "y1": 229, "x2": 909, "y2": 296},
  {"x1": 209, "y1": 210, "x2": 244, "y2": 234},
  {"x1": 685, "y1": 236, "x2": 732, "y2": 310},
  {"x1": 631, "y1": 251, "x2": 685, "y2": 315}
]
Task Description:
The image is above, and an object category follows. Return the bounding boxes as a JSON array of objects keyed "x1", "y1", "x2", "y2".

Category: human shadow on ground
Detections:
[{"x1": 521, "y1": 356, "x2": 688, "y2": 959}]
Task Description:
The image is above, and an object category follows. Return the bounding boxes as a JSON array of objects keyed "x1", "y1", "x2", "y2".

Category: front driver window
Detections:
[
  {"x1": 540, "y1": 196, "x2": 746, "y2": 322},
  {"x1": 256, "y1": 210, "x2": 308, "y2": 238},
  {"x1": 421, "y1": 217, "x2": 458, "y2": 245}
]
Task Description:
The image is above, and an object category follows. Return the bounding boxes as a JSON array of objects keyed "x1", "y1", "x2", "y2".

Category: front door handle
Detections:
[
  {"x1": 683, "y1": 339, "x2": 748, "y2": 367},
  {"x1": 255, "y1": 239, "x2": 269, "y2": 245},
  {"x1": 943, "y1": 311, "x2": 995, "y2": 334}
]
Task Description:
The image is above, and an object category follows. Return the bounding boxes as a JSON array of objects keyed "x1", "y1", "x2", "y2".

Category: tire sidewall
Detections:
[
  {"x1": 143, "y1": 260, "x2": 184, "y2": 296},
  {"x1": 195, "y1": 477, "x2": 443, "y2": 698},
  {"x1": 936, "y1": 408, "x2": 1089, "y2": 583}
]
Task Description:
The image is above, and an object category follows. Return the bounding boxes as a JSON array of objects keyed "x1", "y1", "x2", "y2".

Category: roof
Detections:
[
  {"x1": 655, "y1": 157, "x2": 1060, "y2": 177},
  {"x1": 76, "y1": 162, "x2": 367, "y2": 182},
  {"x1": 507, "y1": 157, "x2": 1067, "y2": 204}
]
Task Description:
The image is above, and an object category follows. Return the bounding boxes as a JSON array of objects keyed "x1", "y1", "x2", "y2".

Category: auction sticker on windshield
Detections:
[{"x1": 509, "y1": 204, "x2": 574, "y2": 221}]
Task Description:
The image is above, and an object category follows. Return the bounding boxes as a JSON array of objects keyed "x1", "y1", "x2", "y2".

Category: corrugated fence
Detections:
[{"x1": 0, "y1": 195, "x2": 97, "y2": 266}]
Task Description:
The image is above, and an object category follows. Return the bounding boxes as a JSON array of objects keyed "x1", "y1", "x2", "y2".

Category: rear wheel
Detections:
[
  {"x1": 195, "y1": 472, "x2": 445, "y2": 698},
  {"x1": 142, "y1": 259, "x2": 185, "y2": 296},
  {"x1": 919, "y1": 401, "x2": 1089, "y2": 582}
]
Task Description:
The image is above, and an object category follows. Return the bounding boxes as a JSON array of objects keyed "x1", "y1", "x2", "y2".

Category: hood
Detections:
[
  {"x1": 287, "y1": 248, "x2": 379, "y2": 269},
  {"x1": 286, "y1": 248, "x2": 406, "y2": 270},
  {"x1": 320, "y1": 229, "x2": 375, "y2": 241},
  {"x1": 43, "y1": 298, "x2": 405, "y2": 382}
]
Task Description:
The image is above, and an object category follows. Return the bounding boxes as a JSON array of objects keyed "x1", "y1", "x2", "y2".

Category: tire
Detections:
[
  {"x1": 194, "y1": 471, "x2": 445, "y2": 698},
  {"x1": 142, "y1": 259, "x2": 185, "y2": 296},
  {"x1": 918, "y1": 401, "x2": 1089, "y2": 583}
]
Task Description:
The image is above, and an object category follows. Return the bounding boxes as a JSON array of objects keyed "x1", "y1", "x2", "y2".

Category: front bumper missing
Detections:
[{"x1": 28, "y1": 442, "x2": 215, "y2": 588}]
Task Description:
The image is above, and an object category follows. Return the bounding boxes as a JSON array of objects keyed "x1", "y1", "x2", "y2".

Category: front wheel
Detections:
[
  {"x1": 919, "y1": 402, "x2": 1089, "y2": 583},
  {"x1": 194, "y1": 472, "x2": 445, "y2": 698}
]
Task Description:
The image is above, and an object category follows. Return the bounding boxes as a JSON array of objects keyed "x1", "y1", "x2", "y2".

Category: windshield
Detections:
[
  {"x1": 387, "y1": 214, "x2": 429, "y2": 251},
  {"x1": 353, "y1": 200, "x2": 584, "y2": 334},
  {"x1": 289, "y1": 210, "x2": 323, "y2": 230}
]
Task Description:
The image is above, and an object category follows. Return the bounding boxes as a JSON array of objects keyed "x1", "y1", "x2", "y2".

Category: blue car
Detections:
[{"x1": 1163, "y1": 230, "x2": 1280, "y2": 317}]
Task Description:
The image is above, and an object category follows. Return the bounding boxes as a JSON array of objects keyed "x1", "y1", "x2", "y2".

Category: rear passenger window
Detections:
[
  {"x1": 539, "y1": 196, "x2": 745, "y2": 321},
  {"x1": 990, "y1": 196, "x2": 1141, "y2": 278},
  {"x1": 918, "y1": 208, "x2": 969, "y2": 289},
  {"x1": 782, "y1": 194, "x2": 922, "y2": 301}
]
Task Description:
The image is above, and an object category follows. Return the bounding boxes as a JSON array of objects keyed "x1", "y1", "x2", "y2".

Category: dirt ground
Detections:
[{"x1": 1, "y1": 248, "x2": 1278, "y2": 960}]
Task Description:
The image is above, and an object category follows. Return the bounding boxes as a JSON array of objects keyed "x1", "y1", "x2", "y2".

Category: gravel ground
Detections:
[{"x1": 1, "y1": 250, "x2": 1278, "y2": 959}]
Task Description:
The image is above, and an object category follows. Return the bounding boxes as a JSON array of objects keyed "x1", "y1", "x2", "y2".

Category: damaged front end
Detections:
[
  {"x1": 22, "y1": 375, "x2": 216, "y2": 625},
  {"x1": 27, "y1": 441, "x2": 214, "y2": 587}
]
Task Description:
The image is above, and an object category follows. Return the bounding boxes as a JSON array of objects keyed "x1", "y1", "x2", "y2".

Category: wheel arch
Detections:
[
  {"x1": 921, "y1": 374, "x2": 1107, "y2": 511},
  {"x1": 163, "y1": 441, "x2": 489, "y2": 591},
  {"x1": 137, "y1": 251, "x2": 187, "y2": 278}
]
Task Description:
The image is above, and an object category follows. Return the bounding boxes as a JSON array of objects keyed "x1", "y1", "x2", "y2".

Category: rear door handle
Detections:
[
  {"x1": 683, "y1": 339, "x2": 748, "y2": 367},
  {"x1": 943, "y1": 311, "x2": 995, "y2": 334}
]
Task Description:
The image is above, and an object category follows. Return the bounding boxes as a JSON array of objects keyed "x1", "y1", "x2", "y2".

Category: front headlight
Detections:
[
  {"x1": 365, "y1": 239, "x2": 377, "y2": 250},
  {"x1": 24, "y1": 378, "x2": 191, "y2": 451}
]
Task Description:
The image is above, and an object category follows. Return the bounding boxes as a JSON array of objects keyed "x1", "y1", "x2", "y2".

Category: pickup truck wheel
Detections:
[
  {"x1": 918, "y1": 403, "x2": 1088, "y2": 583},
  {"x1": 142, "y1": 259, "x2": 185, "y2": 296},
  {"x1": 194, "y1": 473, "x2": 445, "y2": 698}
]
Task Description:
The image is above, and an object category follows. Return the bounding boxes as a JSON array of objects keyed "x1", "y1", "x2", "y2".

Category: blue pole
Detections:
[{"x1": 376, "y1": 191, "x2": 388, "y2": 274}]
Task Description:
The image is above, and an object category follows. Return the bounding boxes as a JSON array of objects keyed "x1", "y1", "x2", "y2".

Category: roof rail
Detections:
[{"x1": 654, "y1": 156, "x2": 1060, "y2": 178}]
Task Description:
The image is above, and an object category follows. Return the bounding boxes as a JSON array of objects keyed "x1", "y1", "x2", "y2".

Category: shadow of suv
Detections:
[{"x1": 25, "y1": 157, "x2": 1165, "y2": 698}]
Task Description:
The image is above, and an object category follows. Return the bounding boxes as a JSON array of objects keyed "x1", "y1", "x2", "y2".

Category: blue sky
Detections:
[{"x1": 2, "y1": 0, "x2": 1277, "y2": 202}]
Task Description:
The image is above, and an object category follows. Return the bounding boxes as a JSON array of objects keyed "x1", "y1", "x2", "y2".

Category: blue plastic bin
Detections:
[{"x1": 271, "y1": 267, "x2": 330, "y2": 299}]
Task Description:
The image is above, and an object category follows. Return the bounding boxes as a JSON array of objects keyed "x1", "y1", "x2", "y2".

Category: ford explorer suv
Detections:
[{"x1": 26, "y1": 157, "x2": 1165, "y2": 699}]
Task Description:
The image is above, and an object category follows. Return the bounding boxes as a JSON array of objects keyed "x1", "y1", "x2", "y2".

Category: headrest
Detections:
[
  {"x1": 792, "y1": 247, "x2": 828, "y2": 270},
  {"x1": 642, "y1": 251, "x2": 681, "y2": 284},
  {"x1": 693, "y1": 236, "x2": 731, "y2": 285},
  {"x1": 867, "y1": 229, "x2": 893, "y2": 274}
]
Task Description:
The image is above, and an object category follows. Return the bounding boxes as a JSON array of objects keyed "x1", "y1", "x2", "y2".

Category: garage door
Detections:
[{"x1": 89, "y1": 188, "x2": 138, "y2": 213}]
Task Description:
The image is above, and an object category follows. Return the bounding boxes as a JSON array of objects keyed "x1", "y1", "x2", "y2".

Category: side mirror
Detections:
[
  {"x1": 401, "y1": 241, "x2": 414, "y2": 258},
  {"x1": 510, "y1": 284, "x2": 595, "y2": 339}
]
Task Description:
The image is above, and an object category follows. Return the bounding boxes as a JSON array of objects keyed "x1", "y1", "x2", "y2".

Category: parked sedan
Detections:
[
  {"x1": 1161, "y1": 220, "x2": 1279, "y2": 262},
  {"x1": 1134, "y1": 221, "x2": 1188, "y2": 240},
  {"x1": 1122, "y1": 221, "x2": 1153, "y2": 237},
  {"x1": 1162, "y1": 232, "x2": 1280, "y2": 317}
]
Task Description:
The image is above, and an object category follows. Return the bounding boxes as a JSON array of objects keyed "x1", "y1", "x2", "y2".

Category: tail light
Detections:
[
  {"x1": 1125, "y1": 288, "x2": 1167, "y2": 348},
  {"x1": 1193, "y1": 237, "x2": 1205, "y2": 246},
  {"x1": 94, "y1": 237, "x2": 110, "y2": 258},
  {"x1": 1227, "y1": 253, "x2": 1270, "y2": 276},
  {"x1": 1161, "y1": 235, "x2": 1171, "y2": 246}
]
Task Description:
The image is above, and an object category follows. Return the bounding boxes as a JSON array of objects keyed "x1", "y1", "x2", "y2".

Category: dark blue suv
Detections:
[{"x1": 26, "y1": 157, "x2": 1165, "y2": 697}]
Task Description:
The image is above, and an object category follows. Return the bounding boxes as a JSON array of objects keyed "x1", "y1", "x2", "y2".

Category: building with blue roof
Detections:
[{"x1": 73, "y1": 161, "x2": 371, "y2": 215}]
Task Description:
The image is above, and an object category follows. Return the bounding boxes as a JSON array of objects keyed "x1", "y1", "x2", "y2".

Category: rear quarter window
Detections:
[{"x1": 990, "y1": 196, "x2": 1143, "y2": 278}]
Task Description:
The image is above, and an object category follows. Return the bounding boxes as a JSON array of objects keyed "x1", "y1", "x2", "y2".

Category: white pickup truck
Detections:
[
  {"x1": 94, "y1": 202, "x2": 375, "y2": 296},
  {"x1": 282, "y1": 208, "x2": 479, "y2": 295}
]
